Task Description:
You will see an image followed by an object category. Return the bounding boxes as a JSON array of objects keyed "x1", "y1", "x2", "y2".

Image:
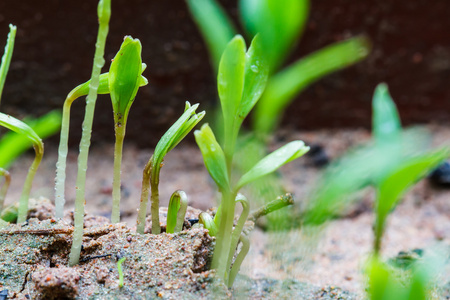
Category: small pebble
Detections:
[{"x1": 429, "y1": 161, "x2": 450, "y2": 187}]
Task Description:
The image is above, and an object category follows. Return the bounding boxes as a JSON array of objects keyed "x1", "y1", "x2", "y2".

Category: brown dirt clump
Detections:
[{"x1": 0, "y1": 218, "x2": 229, "y2": 299}]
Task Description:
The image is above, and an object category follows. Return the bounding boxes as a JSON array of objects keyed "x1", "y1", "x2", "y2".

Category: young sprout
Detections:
[
  {"x1": 109, "y1": 36, "x2": 146, "y2": 223},
  {"x1": 117, "y1": 256, "x2": 127, "y2": 288},
  {"x1": 303, "y1": 84, "x2": 449, "y2": 256},
  {"x1": 0, "y1": 113, "x2": 44, "y2": 223},
  {"x1": 0, "y1": 168, "x2": 10, "y2": 212},
  {"x1": 136, "y1": 102, "x2": 204, "y2": 234},
  {"x1": 166, "y1": 190, "x2": 188, "y2": 233},
  {"x1": 69, "y1": 0, "x2": 111, "y2": 267},
  {"x1": 194, "y1": 35, "x2": 309, "y2": 287},
  {"x1": 54, "y1": 42, "x2": 147, "y2": 220}
]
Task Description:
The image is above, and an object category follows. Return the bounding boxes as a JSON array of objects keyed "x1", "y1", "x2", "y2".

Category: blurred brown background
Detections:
[{"x1": 0, "y1": 0, "x2": 449, "y2": 147}]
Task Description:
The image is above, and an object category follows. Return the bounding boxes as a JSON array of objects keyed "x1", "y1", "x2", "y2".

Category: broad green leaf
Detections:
[
  {"x1": 237, "y1": 34, "x2": 269, "y2": 123},
  {"x1": 0, "y1": 110, "x2": 61, "y2": 168},
  {"x1": 0, "y1": 24, "x2": 16, "y2": 105},
  {"x1": 109, "y1": 36, "x2": 143, "y2": 122},
  {"x1": 194, "y1": 124, "x2": 230, "y2": 192},
  {"x1": 376, "y1": 148, "x2": 449, "y2": 227},
  {"x1": 237, "y1": 140, "x2": 309, "y2": 189},
  {"x1": 372, "y1": 83, "x2": 401, "y2": 144},
  {"x1": 186, "y1": 0, "x2": 237, "y2": 70},
  {"x1": 253, "y1": 36, "x2": 371, "y2": 135},
  {"x1": 239, "y1": 0, "x2": 309, "y2": 71},
  {"x1": 218, "y1": 35, "x2": 246, "y2": 150}
]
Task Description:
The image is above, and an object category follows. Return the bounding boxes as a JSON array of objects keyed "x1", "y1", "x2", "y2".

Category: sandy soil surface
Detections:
[{"x1": 3, "y1": 125, "x2": 450, "y2": 297}]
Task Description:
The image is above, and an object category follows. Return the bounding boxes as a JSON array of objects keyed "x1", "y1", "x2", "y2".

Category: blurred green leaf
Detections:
[
  {"x1": 373, "y1": 83, "x2": 401, "y2": 144},
  {"x1": 237, "y1": 140, "x2": 309, "y2": 189},
  {"x1": 0, "y1": 113, "x2": 42, "y2": 152},
  {"x1": 376, "y1": 148, "x2": 449, "y2": 232},
  {"x1": 194, "y1": 123, "x2": 230, "y2": 192},
  {"x1": 0, "y1": 110, "x2": 62, "y2": 168},
  {"x1": 186, "y1": 0, "x2": 237, "y2": 71},
  {"x1": 253, "y1": 36, "x2": 372, "y2": 135},
  {"x1": 239, "y1": 0, "x2": 309, "y2": 72},
  {"x1": 0, "y1": 24, "x2": 16, "y2": 105}
]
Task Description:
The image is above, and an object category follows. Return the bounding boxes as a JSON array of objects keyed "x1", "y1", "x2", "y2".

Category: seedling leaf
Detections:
[
  {"x1": 0, "y1": 24, "x2": 16, "y2": 105},
  {"x1": 237, "y1": 34, "x2": 269, "y2": 124},
  {"x1": 237, "y1": 140, "x2": 309, "y2": 189},
  {"x1": 239, "y1": 0, "x2": 309, "y2": 71},
  {"x1": 372, "y1": 83, "x2": 401, "y2": 144},
  {"x1": 194, "y1": 124, "x2": 230, "y2": 192},
  {"x1": 109, "y1": 36, "x2": 143, "y2": 123}
]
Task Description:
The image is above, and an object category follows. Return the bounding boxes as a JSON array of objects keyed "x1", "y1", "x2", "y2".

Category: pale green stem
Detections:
[
  {"x1": 248, "y1": 193, "x2": 294, "y2": 222},
  {"x1": 17, "y1": 145, "x2": 43, "y2": 223},
  {"x1": 150, "y1": 170, "x2": 161, "y2": 234},
  {"x1": 111, "y1": 123, "x2": 126, "y2": 223},
  {"x1": 69, "y1": 0, "x2": 110, "y2": 267},
  {"x1": 0, "y1": 168, "x2": 10, "y2": 212},
  {"x1": 54, "y1": 96, "x2": 76, "y2": 219},
  {"x1": 227, "y1": 234, "x2": 249, "y2": 287},
  {"x1": 226, "y1": 195, "x2": 249, "y2": 271},
  {"x1": 211, "y1": 190, "x2": 237, "y2": 283},
  {"x1": 136, "y1": 157, "x2": 152, "y2": 234}
]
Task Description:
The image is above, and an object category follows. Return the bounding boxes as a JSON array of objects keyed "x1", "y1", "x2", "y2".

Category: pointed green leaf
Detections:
[
  {"x1": 153, "y1": 102, "x2": 204, "y2": 166},
  {"x1": 186, "y1": 0, "x2": 237, "y2": 70},
  {"x1": 199, "y1": 212, "x2": 218, "y2": 236},
  {"x1": 372, "y1": 83, "x2": 401, "y2": 144},
  {"x1": 237, "y1": 140, "x2": 309, "y2": 189},
  {"x1": 194, "y1": 124, "x2": 230, "y2": 192},
  {"x1": 376, "y1": 148, "x2": 449, "y2": 226},
  {"x1": 218, "y1": 35, "x2": 246, "y2": 144},
  {"x1": 237, "y1": 34, "x2": 269, "y2": 123},
  {"x1": 109, "y1": 36, "x2": 143, "y2": 122},
  {"x1": 239, "y1": 0, "x2": 309, "y2": 71},
  {"x1": 0, "y1": 24, "x2": 16, "y2": 105}
]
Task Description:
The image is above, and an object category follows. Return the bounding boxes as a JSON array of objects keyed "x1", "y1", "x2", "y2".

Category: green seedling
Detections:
[
  {"x1": 187, "y1": 0, "x2": 371, "y2": 232},
  {"x1": 366, "y1": 248, "x2": 446, "y2": 300},
  {"x1": 304, "y1": 84, "x2": 449, "y2": 255},
  {"x1": 0, "y1": 168, "x2": 10, "y2": 211},
  {"x1": 0, "y1": 113, "x2": 44, "y2": 223},
  {"x1": 117, "y1": 256, "x2": 127, "y2": 288},
  {"x1": 69, "y1": 0, "x2": 111, "y2": 267},
  {"x1": 136, "y1": 102, "x2": 205, "y2": 234},
  {"x1": 187, "y1": 0, "x2": 371, "y2": 136},
  {"x1": 194, "y1": 35, "x2": 309, "y2": 287},
  {"x1": 54, "y1": 40, "x2": 147, "y2": 220},
  {"x1": 109, "y1": 36, "x2": 146, "y2": 223},
  {"x1": 166, "y1": 190, "x2": 188, "y2": 234}
]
